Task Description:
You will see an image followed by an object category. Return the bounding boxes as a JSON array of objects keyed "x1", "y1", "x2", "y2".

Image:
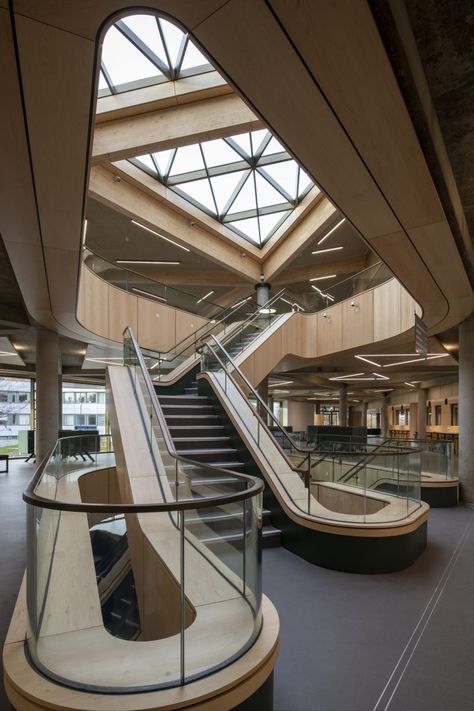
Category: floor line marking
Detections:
[{"x1": 372, "y1": 513, "x2": 474, "y2": 711}]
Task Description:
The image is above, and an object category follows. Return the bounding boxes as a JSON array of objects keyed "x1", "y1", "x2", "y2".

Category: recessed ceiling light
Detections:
[
  {"x1": 372, "y1": 372, "x2": 390, "y2": 380},
  {"x1": 312, "y1": 246, "x2": 344, "y2": 255},
  {"x1": 196, "y1": 290, "x2": 214, "y2": 304},
  {"x1": 131, "y1": 220, "x2": 191, "y2": 252},
  {"x1": 132, "y1": 287, "x2": 166, "y2": 302},
  {"x1": 383, "y1": 354, "x2": 450, "y2": 368},
  {"x1": 269, "y1": 380, "x2": 294, "y2": 387},
  {"x1": 309, "y1": 274, "x2": 337, "y2": 282},
  {"x1": 82, "y1": 219, "x2": 88, "y2": 246},
  {"x1": 404, "y1": 382, "x2": 416, "y2": 387},
  {"x1": 117, "y1": 260, "x2": 180, "y2": 265},
  {"x1": 317, "y1": 218, "x2": 346, "y2": 245}
]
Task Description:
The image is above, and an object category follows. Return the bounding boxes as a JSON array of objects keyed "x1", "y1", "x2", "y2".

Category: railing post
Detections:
[
  {"x1": 242, "y1": 499, "x2": 247, "y2": 598},
  {"x1": 180, "y1": 510, "x2": 185, "y2": 686}
]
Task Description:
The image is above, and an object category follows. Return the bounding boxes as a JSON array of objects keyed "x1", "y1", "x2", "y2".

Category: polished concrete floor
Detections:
[{"x1": 1, "y1": 459, "x2": 473, "y2": 711}]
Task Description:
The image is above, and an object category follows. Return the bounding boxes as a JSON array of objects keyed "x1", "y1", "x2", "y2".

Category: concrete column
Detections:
[
  {"x1": 417, "y1": 388, "x2": 427, "y2": 439},
  {"x1": 255, "y1": 282, "x2": 271, "y2": 307},
  {"x1": 459, "y1": 312, "x2": 474, "y2": 502},
  {"x1": 36, "y1": 330, "x2": 60, "y2": 462},
  {"x1": 338, "y1": 385, "x2": 348, "y2": 426}
]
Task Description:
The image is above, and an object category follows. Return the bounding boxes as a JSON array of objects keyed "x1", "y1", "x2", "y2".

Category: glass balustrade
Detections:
[{"x1": 23, "y1": 330, "x2": 263, "y2": 693}]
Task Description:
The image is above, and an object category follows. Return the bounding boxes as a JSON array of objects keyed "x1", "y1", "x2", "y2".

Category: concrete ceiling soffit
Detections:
[{"x1": 88, "y1": 165, "x2": 261, "y2": 283}]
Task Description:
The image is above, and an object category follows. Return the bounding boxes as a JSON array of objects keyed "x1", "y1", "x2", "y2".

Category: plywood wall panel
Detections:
[
  {"x1": 108, "y1": 285, "x2": 137, "y2": 342},
  {"x1": 317, "y1": 303, "x2": 343, "y2": 356},
  {"x1": 342, "y1": 289, "x2": 374, "y2": 350},
  {"x1": 137, "y1": 298, "x2": 176, "y2": 352},
  {"x1": 374, "y1": 279, "x2": 401, "y2": 341}
]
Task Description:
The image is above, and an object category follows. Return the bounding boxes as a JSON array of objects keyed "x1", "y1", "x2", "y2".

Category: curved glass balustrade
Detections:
[
  {"x1": 201, "y1": 336, "x2": 423, "y2": 525},
  {"x1": 23, "y1": 330, "x2": 263, "y2": 694},
  {"x1": 378, "y1": 437, "x2": 455, "y2": 480}
]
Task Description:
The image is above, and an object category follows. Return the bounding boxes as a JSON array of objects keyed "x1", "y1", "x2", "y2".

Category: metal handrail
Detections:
[
  {"x1": 24, "y1": 435, "x2": 262, "y2": 513},
  {"x1": 144, "y1": 287, "x2": 287, "y2": 375},
  {"x1": 207, "y1": 335, "x2": 313, "y2": 458}
]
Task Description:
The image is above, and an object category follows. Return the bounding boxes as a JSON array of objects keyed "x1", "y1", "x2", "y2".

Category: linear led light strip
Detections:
[
  {"x1": 280, "y1": 297, "x2": 306, "y2": 312},
  {"x1": 117, "y1": 260, "x2": 180, "y2": 265},
  {"x1": 268, "y1": 380, "x2": 294, "y2": 387},
  {"x1": 317, "y1": 218, "x2": 346, "y2": 245},
  {"x1": 132, "y1": 287, "x2": 166, "y2": 302},
  {"x1": 309, "y1": 274, "x2": 337, "y2": 282},
  {"x1": 355, "y1": 353, "x2": 450, "y2": 368},
  {"x1": 312, "y1": 246, "x2": 343, "y2": 255},
  {"x1": 404, "y1": 382, "x2": 416, "y2": 387},
  {"x1": 196, "y1": 290, "x2": 214, "y2": 304},
  {"x1": 131, "y1": 220, "x2": 191, "y2": 252}
]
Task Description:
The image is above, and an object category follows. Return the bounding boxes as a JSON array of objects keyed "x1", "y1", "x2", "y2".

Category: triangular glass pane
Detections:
[
  {"x1": 227, "y1": 174, "x2": 257, "y2": 215},
  {"x1": 255, "y1": 172, "x2": 287, "y2": 208},
  {"x1": 152, "y1": 149, "x2": 175, "y2": 177},
  {"x1": 250, "y1": 129, "x2": 269, "y2": 155},
  {"x1": 159, "y1": 19, "x2": 185, "y2": 68},
  {"x1": 210, "y1": 172, "x2": 246, "y2": 214},
  {"x1": 121, "y1": 15, "x2": 169, "y2": 68},
  {"x1": 262, "y1": 136, "x2": 286, "y2": 156},
  {"x1": 175, "y1": 179, "x2": 216, "y2": 213},
  {"x1": 169, "y1": 145, "x2": 204, "y2": 176},
  {"x1": 261, "y1": 162, "x2": 299, "y2": 200},
  {"x1": 202, "y1": 139, "x2": 243, "y2": 168},
  {"x1": 229, "y1": 218, "x2": 261, "y2": 244},
  {"x1": 135, "y1": 154, "x2": 157, "y2": 174},
  {"x1": 229, "y1": 133, "x2": 252, "y2": 157},
  {"x1": 298, "y1": 167, "x2": 313, "y2": 196},
  {"x1": 98, "y1": 70, "x2": 109, "y2": 91},
  {"x1": 180, "y1": 40, "x2": 209, "y2": 71},
  {"x1": 101, "y1": 26, "x2": 163, "y2": 86},
  {"x1": 258, "y1": 211, "x2": 290, "y2": 240}
]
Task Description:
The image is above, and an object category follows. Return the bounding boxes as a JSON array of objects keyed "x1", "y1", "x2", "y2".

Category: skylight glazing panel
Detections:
[
  {"x1": 261, "y1": 162, "x2": 299, "y2": 200},
  {"x1": 121, "y1": 15, "x2": 168, "y2": 65},
  {"x1": 201, "y1": 139, "x2": 243, "y2": 168},
  {"x1": 262, "y1": 136, "x2": 285, "y2": 156},
  {"x1": 98, "y1": 71, "x2": 109, "y2": 91},
  {"x1": 258, "y1": 211, "x2": 290, "y2": 239},
  {"x1": 160, "y1": 19, "x2": 185, "y2": 67},
  {"x1": 229, "y1": 218, "x2": 261, "y2": 244},
  {"x1": 227, "y1": 174, "x2": 257, "y2": 215},
  {"x1": 298, "y1": 168, "x2": 314, "y2": 196},
  {"x1": 169, "y1": 145, "x2": 204, "y2": 176},
  {"x1": 135, "y1": 154, "x2": 158, "y2": 174},
  {"x1": 228, "y1": 133, "x2": 252, "y2": 157},
  {"x1": 250, "y1": 129, "x2": 270, "y2": 155},
  {"x1": 210, "y1": 172, "x2": 247, "y2": 213},
  {"x1": 180, "y1": 41, "x2": 209, "y2": 70},
  {"x1": 255, "y1": 173, "x2": 287, "y2": 207},
  {"x1": 101, "y1": 26, "x2": 162, "y2": 85},
  {"x1": 152, "y1": 149, "x2": 175, "y2": 178},
  {"x1": 174, "y1": 179, "x2": 216, "y2": 212}
]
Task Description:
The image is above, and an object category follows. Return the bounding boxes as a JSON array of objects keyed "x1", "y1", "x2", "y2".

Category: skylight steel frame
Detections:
[
  {"x1": 98, "y1": 15, "x2": 214, "y2": 97},
  {"x1": 129, "y1": 132, "x2": 314, "y2": 248}
]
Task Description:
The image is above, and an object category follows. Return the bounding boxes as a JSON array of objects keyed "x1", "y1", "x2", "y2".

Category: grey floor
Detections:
[{"x1": 1, "y1": 460, "x2": 474, "y2": 711}]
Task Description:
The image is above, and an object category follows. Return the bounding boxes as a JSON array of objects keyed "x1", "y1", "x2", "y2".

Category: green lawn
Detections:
[{"x1": 0, "y1": 445, "x2": 18, "y2": 455}]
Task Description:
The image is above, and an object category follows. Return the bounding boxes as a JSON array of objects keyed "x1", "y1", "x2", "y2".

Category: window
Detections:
[
  {"x1": 18, "y1": 415, "x2": 30, "y2": 426},
  {"x1": 0, "y1": 394, "x2": 7, "y2": 403},
  {"x1": 87, "y1": 393, "x2": 97, "y2": 403},
  {"x1": 63, "y1": 415, "x2": 74, "y2": 427},
  {"x1": 427, "y1": 406, "x2": 432, "y2": 426},
  {"x1": 435, "y1": 405, "x2": 442, "y2": 426},
  {"x1": 451, "y1": 403, "x2": 458, "y2": 426},
  {"x1": 75, "y1": 415, "x2": 86, "y2": 426},
  {"x1": 18, "y1": 393, "x2": 28, "y2": 403},
  {"x1": 63, "y1": 392, "x2": 75, "y2": 403},
  {"x1": 88, "y1": 415, "x2": 97, "y2": 426}
]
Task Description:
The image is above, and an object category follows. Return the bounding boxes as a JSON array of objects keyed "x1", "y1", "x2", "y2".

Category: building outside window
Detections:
[
  {"x1": 451, "y1": 403, "x2": 458, "y2": 426},
  {"x1": 435, "y1": 405, "x2": 442, "y2": 426},
  {"x1": 62, "y1": 383, "x2": 107, "y2": 434},
  {"x1": 0, "y1": 377, "x2": 32, "y2": 455}
]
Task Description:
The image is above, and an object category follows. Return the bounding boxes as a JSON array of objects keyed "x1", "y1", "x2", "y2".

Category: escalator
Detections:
[{"x1": 158, "y1": 380, "x2": 282, "y2": 549}]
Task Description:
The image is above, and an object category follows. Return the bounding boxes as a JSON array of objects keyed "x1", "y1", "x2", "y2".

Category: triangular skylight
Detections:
[
  {"x1": 99, "y1": 15, "x2": 213, "y2": 96},
  {"x1": 131, "y1": 128, "x2": 318, "y2": 246}
]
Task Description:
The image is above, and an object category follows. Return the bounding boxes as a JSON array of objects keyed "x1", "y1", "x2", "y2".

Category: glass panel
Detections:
[
  {"x1": 169, "y1": 145, "x2": 205, "y2": 176},
  {"x1": 228, "y1": 217, "x2": 261, "y2": 243},
  {"x1": 101, "y1": 26, "x2": 163, "y2": 86},
  {"x1": 209, "y1": 172, "x2": 246, "y2": 213},
  {"x1": 202, "y1": 139, "x2": 243, "y2": 168},
  {"x1": 160, "y1": 19, "x2": 185, "y2": 67},
  {"x1": 180, "y1": 40, "x2": 209, "y2": 71},
  {"x1": 261, "y1": 161, "x2": 299, "y2": 200},
  {"x1": 134, "y1": 154, "x2": 157, "y2": 174},
  {"x1": 226, "y1": 173, "x2": 256, "y2": 215},
  {"x1": 258, "y1": 211, "x2": 290, "y2": 240},
  {"x1": 255, "y1": 172, "x2": 287, "y2": 207},
  {"x1": 174, "y1": 178, "x2": 216, "y2": 212},
  {"x1": 121, "y1": 14, "x2": 169, "y2": 67}
]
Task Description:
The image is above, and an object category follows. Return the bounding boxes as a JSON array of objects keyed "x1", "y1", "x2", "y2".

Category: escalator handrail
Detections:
[
  {"x1": 204, "y1": 336, "x2": 315, "y2": 458},
  {"x1": 143, "y1": 287, "x2": 288, "y2": 371}
]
